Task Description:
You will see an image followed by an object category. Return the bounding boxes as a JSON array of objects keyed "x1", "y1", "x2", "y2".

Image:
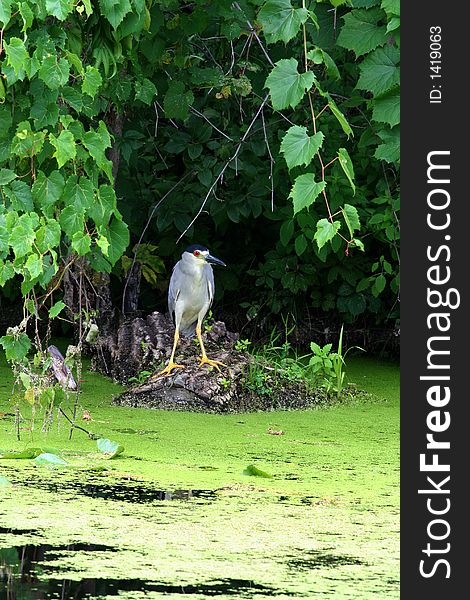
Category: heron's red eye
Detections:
[{"x1": 193, "y1": 250, "x2": 200, "y2": 257}]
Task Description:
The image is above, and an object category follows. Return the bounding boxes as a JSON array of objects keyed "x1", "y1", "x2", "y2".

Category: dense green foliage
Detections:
[{"x1": 0, "y1": 0, "x2": 399, "y2": 360}]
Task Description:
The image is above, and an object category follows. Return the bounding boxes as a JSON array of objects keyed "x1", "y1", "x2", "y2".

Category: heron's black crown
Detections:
[{"x1": 185, "y1": 244, "x2": 208, "y2": 253}]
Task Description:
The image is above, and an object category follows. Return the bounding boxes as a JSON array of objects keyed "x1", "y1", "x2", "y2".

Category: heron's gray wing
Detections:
[
  {"x1": 167, "y1": 261, "x2": 182, "y2": 319},
  {"x1": 204, "y1": 263, "x2": 215, "y2": 309}
]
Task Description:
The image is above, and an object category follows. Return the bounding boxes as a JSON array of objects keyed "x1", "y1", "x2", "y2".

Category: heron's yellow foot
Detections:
[
  {"x1": 198, "y1": 356, "x2": 227, "y2": 372},
  {"x1": 154, "y1": 361, "x2": 185, "y2": 378}
]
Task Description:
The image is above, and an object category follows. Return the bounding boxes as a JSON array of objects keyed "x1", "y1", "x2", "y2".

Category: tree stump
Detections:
[{"x1": 90, "y1": 310, "x2": 327, "y2": 413}]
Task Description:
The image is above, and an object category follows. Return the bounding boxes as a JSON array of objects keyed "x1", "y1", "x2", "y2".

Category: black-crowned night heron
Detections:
[{"x1": 157, "y1": 244, "x2": 227, "y2": 377}]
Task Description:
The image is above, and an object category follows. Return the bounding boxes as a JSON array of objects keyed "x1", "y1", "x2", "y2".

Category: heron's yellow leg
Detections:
[
  {"x1": 154, "y1": 329, "x2": 184, "y2": 377},
  {"x1": 196, "y1": 325, "x2": 226, "y2": 371}
]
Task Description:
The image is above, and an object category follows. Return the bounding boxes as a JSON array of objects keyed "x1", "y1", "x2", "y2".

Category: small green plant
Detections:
[
  {"x1": 307, "y1": 326, "x2": 364, "y2": 399},
  {"x1": 219, "y1": 377, "x2": 231, "y2": 389},
  {"x1": 235, "y1": 338, "x2": 252, "y2": 352},
  {"x1": 128, "y1": 370, "x2": 153, "y2": 385},
  {"x1": 203, "y1": 309, "x2": 215, "y2": 332}
]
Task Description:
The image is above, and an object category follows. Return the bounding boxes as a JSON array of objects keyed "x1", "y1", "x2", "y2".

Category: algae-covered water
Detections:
[{"x1": 0, "y1": 351, "x2": 399, "y2": 599}]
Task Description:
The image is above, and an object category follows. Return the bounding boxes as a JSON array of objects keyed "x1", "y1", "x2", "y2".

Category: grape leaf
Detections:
[
  {"x1": 372, "y1": 88, "x2": 400, "y2": 126},
  {"x1": 337, "y1": 147, "x2": 356, "y2": 194},
  {"x1": 314, "y1": 219, "x2": 341, "y2": 249},
  {"x1": 50, "y1": 130, "x2": 76, "y2": 168},
  {"x1": 106, "y1": 217, "x2": 130, "y2": 265},
  {"x1": 4, "y1": 37, "x2": 28, "y2": 76},
  {"x1": 82, "y1": 66, "x2": 102, "y2": 97},
  {"x1": 258, "y1": 0, "x2": 309, "y2": 45},
  {"x1": 32, "y1": 170, "x2": 65, "y2": 217},
  {"x1": 99, "y1": 0, "x2": 131, "y2": 29},
  {"x1": 343, "y1": 204, "x2": 360, "y2": 238},
  {"x1": 265, "y1": 58, "x2": 315, "y2": 110},
  {"x1": 337, "y1": 8, "x2": 387, "y2": 57},
  {"x1": 280, "y1": 126, "x2": 324, "y2": 170},
  {"x1": 46, "y1": 0, "x2": 74, "y2": 20},
  {"x1": 134, "y1": 78, "x2": 157, "y2": 104},
  {"x1": 38, "y1": 56, "x2": 70, "y2": 90},
  {"x1": 49, "y1": 300, "x2": 66, "y2": 318},
  {"x1": 356, "y1": 46, "x2": 400, "y2": 96},
  {"x1": 289, "y1": 173, "x2": 326, "y2": 215},
  {"x1": 164, "y1": 81, "x2": 194, "y2": 120}
]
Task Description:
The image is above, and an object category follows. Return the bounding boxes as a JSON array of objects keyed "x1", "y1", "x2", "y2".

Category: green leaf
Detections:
[
  {"x1": 295, "y1": 234, "x2": 308, "y2": 256},
  {"x1": 289, "y1": 173, "x2": 326, "y2": 215},
  {"x1": 59, "y1": 205, "x2": 84, "y2": 237},
  {"x1": 164, "y1": 81, "x2": 194, "y2": 120},
  {"x1": 372, "y1": 88, "x2": 400, "y2": 126},
  {"x1": 343, "y1": 204, "x2": 360, "y2": 238},
  {"x1": 0, "y1": 169, "x2": 16, "y2": 185},
  {"x1": 38, "y1": 56, "x2": 71, "y2": 90},
  {"x1": 49, "y1": 300, "x2": 66, "y2": 318},
  {"x1": 243, "y1": 464, "x2": 272, "y2": 478},
  {"x1": 307, "y1": 47, "x2": 340, "y2": 80},
  {"x1": 10, "y1": 222, "x2": 34, "y2": 258},
  {"x1": 0, "y1": 223, "x2": 8, "y2": 256},
  {"x1": 0, "y1": 260, "x2": 15, "y2": 285},
  {"x1": 34, "y1": 452, "x2": 68, "y2": 466},
  {"x1": 280, "y1": 126, "x2": 324, "y2": 170},
  {"x1": 11, "y1": 123, "x2": 46, "y2": 158},
  {"x1": 106, "y1": 217, "x2": 130, "y2": 265},
  {"x1": 0, "y1": 0, "x2": 12, "y2": 26},
  {"x1": 65, "y1": 51, "x2": 84, "y2": 75},
  {"x1": 62, "y1": 175, "x2": 95, "y2": 212},
  {"x1": 82, "y1": 66, "x2": 102, "y2": 97},
  {"x1": 265, "y1": 58, "x2": 314, "y2": 110},
  {"x1": 314, "y1": 219, "x2": 341, "y2": 249},
  {"x1": 279, "y1": 220, "x2": 294, "y2": 246},
  {"x1": 356, "y1": 46, "x2": 400, "y2": 96},
  {"x1": 46, "y1": 0, "x2": 74, "y2": 20},
  {"x1": 19, "y1": 1, "x2": 34, "y2": 33},
  {"x1": 82, "y1": 123, "x2": 113, "y2": 182},
  {"x1": 374, "y1": 125, "x2": 399, "y2": 163},
  {"x1": 0, "y1": 447, "x2": 42, "y2": 459},
  {"x1": 350, "y1": 238, "x2": 365, "y2": 252},
  {"x1": 372, "y1": 273, "x2": 386, "y2": 297},
  {"x1": 381, "y1": 0, "x2": 399, "y2": 16},
  {"x1": 5, "y1": 180, "x2": 33, "y2": 212},
  {"x1": 0, "y1": 332, "x2": 31, "y2": 361},
  {"x1": 97, "y1": 438, "x2": 124, "y2": 458},
  {"x1": 135, "y1": 78, "x2": 157, "y2": 104},
  {"x1": 4, "y1": 37, "x2": 28, "y2": 76},
  {"x1": 337, "y1": 8, "x2": 387, "y2": 57},
  {"x1": 88, "y1": 184, "x2": 117, "y2": 227},
  {"x1": 25, "y1": 253, "x2": 43, "y2": 279},
  {"x1": 258, "y1": 0, "x2": 309, "y2": 45},
  {"x1": 325, "y1": 94, "x2": 353, "y2": 137},
  {"x1": 337, "y1": 148, "x2": 356, "y2": 194},
  {"x1": 99, "y1": 0, "x2": 131, "y2": 28},
  {"x1": 96, "y1": 234, "x2": 109, "y2": 256},
  {"x1": 32, "y1": 171, "x2": 65, "y2": 216},
  {"x1": 71, "y1": 231, "x2": 92, "y2": 256},
  {"x1": 50, "y1": 130, "x2": 76, "y2": 168}
]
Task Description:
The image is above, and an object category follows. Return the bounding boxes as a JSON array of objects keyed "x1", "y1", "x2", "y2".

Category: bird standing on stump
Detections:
[{"x1": 157, "y1": 244, "x2": 227, "y2": 377}]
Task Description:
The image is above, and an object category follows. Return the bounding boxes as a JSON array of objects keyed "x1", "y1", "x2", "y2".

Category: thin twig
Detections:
[
  {"x1": 189, "y1": 106, "x2": 233, "y2": 141},
  {"x1": 121, "y1": 171, "x2": 195, "y2": 314},
  {"x1": 261, "y1": 107, "x2": 275, "y2": 211},
  {"x1": 176, "y1": 93, "x2": 271, "y2": 243}
]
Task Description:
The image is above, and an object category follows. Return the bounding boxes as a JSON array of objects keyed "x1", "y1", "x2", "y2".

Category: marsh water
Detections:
[{"x1": 0, "y1": 354, "x2": 399, "y2": 599}]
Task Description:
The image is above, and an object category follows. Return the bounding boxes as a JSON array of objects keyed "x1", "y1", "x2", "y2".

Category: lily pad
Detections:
[
  {"x1": 34, "y1": 453, "x2": 68, "y2": 466},
  {"x1": 242, "y1": 464, "x2": 273, "y2": 478},
  {"x1": 0, "y1": 447, "x2": 43, "y2": 459},
  {"x1": 0, "y1": 475, "x2": 12, "y2": 486},
  {"x1": 97, "y1": 438, "x2": 124, "y2": 459}
]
